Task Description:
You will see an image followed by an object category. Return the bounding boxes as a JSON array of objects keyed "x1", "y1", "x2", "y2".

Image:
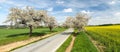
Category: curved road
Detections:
[{"x1": 12, "y1": 28, "x2": 73, "y2": 52}]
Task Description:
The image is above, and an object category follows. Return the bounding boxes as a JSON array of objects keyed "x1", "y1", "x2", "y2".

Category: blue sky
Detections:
[{"x1": 0, "y1": 0, "x2": 120, "y2": 25}]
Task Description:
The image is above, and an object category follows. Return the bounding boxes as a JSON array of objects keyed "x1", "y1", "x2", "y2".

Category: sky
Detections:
[{"x1": 0, "y1": 0, "x2": 120, "y2": 25}]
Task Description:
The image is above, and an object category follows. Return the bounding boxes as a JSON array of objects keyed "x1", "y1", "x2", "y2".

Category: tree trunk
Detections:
[
  {"x1": 10, "y1": 21, "x2": 13, "y2": 28},
  {"x1": 29, "y1": 25, "x2": 32, "y2": 37},
  {"x1": 49, "y1": 26, "x2": 52, "y2": 32},
  {"x1": 15, "y1": 22, "x2": 19, "y2": 28}
]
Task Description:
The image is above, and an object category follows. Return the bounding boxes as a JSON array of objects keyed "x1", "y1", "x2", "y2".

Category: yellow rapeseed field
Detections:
[{"x1": 86, "y1": 25, "x2": 120, "y2": 52}]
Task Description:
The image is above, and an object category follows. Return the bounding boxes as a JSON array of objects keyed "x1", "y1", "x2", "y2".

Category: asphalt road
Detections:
[{"x1": 12, "y1": 28, "x2": 73, "y2": 52}]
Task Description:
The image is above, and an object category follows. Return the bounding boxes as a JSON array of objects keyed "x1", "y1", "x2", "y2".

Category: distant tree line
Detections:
[{"x1": 63, "y1": 12, "x2": 90, "y2": 33}]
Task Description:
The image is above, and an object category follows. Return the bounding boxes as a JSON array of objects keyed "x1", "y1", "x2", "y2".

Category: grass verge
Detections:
[{"x1": 71, "y1": 31, "x2": 98, "y2": 52}]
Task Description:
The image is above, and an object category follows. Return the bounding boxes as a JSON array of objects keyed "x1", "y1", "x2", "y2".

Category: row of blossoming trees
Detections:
[
  {"x1": 4, "y1": 6, "x2": 90, "y2": 36},
  {"x1": 63, "y1": 13, "x2": 90, "y2": 33},
  {"x1": 4, "y1": 6, "x2": 57, "y2": 36}
]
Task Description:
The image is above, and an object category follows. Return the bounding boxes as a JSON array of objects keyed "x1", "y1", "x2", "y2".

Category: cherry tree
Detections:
[
  {"x1": 63, "y1": 16, "x2": 73, "y2": 28},
  {"x1": 4, "y1": 7, "x2": 21, "y2": 28},
  {"x1": 5, "y1": 6, "x2": 48, "y2": 36},
  {"x1": 46, "y1": 16, "x2": 57, "y2": 32},
  {"x1": 73, "y1": 12, "x2": 89, "y2": 33}
]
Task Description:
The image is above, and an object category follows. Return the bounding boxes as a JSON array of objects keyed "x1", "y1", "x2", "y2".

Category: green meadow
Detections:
[{"x1": 0, "y1": 28, "x2": 66, "y2": 46}]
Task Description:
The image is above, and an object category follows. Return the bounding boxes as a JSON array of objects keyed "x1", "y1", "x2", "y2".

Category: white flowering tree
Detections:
[
  {"x1": 4, "y1": 6, "x2": 48, "y2": 36},
  {"x1": 73, "y1": 12, "x2": 89, "y2": 33},
  {"x1": 4, "y1": 7, "x2": 21, "y2": 28},
  {"x1": 46, "y1": 16, "x2": 57, "y2": 32},
  {"x1": 63, "y1": 16, "x2": 73, "y2": 28}
]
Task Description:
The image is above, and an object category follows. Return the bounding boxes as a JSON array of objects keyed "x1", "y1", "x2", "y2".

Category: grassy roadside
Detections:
[
  {"x1": 56, "y1": 34, "x2": 72, "y2": 52},
  {"x1": 0, "y1": 28, "x2": 66, "y2": 46},
  {"x1": 71, "y1": 31, "x2": 98, "y2": 52}
]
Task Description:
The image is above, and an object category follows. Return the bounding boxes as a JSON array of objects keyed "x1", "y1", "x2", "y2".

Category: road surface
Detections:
[{"x1": 12, "y1": 28, "x2": 73, "y2": 52}]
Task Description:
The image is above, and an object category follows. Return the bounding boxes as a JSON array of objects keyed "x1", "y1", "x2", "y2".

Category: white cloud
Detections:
[
  {"x1": 0, "y1": 0, "x2": 24, "y2": 7},
  {"x1": 63, "y1": 8, "x2": 72, "y2": 12},
  {"x1": 0, "y1": 0, "x2": 7, "y2": 3},
  {"x1": 80, "y1": 10, "x2": 94, "y2": 16},
  {"x1": 0, "y1": 0, "x2": 13, "y2": 4},
  {"x1": 7, "y1": 1, "x2": 24, "y2": 7},
  {"x1": 81, "y1": 10, "x2": 90, "y2": 14},
  {"x1": 114, "y1": 12, "x2": 120, "y2": 17},
  {"x1": 56, "y1": 1, "x2": 64, "y2": 4},
  {"x1": 47, "y1": 7, "x2": 53, "y2": 11},
  {"x1": 29, "y1": 0, "x2": 55, "y2": 8},
  {"x1": 109, "y1": 0, "x2": 116, "y2": 5},
  {"x1": 88, "y1": 16, "x2": 120, "y2": 25},
  {"x1": 61, "y1": 0, "x2": 104, "y2": 8},
  {"x1": 88, "y1": 11, "x2": 120, "y2": 25}
]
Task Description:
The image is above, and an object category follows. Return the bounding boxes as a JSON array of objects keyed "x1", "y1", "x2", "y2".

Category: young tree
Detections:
[
  {"x1": 73, "y1": 12, "x2": 89, "y2": 33},
  {"x1": 46, "y1": 16, "x2": 57, "y2": 32}
]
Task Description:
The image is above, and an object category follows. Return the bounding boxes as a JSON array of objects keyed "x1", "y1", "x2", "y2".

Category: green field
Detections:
[
  {"x1": 86, "y1": 25, "x2": 120, "y2": 52},
  {"x1": 0, "y1": 28, "x2": 66, "y2": 46}
]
